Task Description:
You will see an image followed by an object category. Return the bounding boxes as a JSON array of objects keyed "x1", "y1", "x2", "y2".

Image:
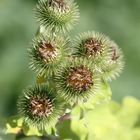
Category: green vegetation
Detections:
[{"x1": 0, "y1": 0, "x2": 140, "y2": 140}]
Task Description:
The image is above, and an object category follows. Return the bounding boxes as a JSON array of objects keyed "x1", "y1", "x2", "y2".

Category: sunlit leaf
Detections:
[{"x1": 6, "y1": 116, "x2": 23, "y2": 134}]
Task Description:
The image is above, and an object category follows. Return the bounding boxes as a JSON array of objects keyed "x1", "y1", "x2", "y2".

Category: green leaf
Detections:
[
  {"x1": 77, "y1": 80, "x2": 112, "y2": 114},
  {"x1": 117, "y1": 96, "x2": 140, "y2": 128},
  {"x1": 22, "y1": 121, "x2": 57, "y2": 136},
  {"x1": 5, "y1": 115, "x2": 57, "y2": 137},
  {"x1": 22, "y1": 122, "x2": 42, "y2": 136},
  {"x1": 81, "y1": 97, "x2": 140, "y2": 140},
  {"x1": 57, "y1": 118, "x2": 88, "y2": 140},
  {"x1": 92, "y1": 80, "x2": 112, "y2": 105},
  {"x1": 6, "y1": 115, "x2": 23, "y2": 134},
  {"x1": 57, "y1": 120, "x2": 80, "y2": 140},
  {"x1": 70, "y1": 119, "x2": 88, "y2": 140},
  {"x1": 57, "y1": 106, "x2": 88, "y2": 140}
]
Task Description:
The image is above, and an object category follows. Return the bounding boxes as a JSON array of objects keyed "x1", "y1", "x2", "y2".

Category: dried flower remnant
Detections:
[
  {"x1": 48, "y1": 0, "x2": 67, "y2": 9},
  {"x1": 67, "y1": 66, "x2": 93, "y2": 92},
  {"x1": 101, "y1": 42, "x2": 124, "y2": 81},
  {"x1": 110, "y1": 46, "x2": 120, "y2": 61},
  {"x1": 84, "y1": 38, "x2": 103, "y2": 57},
  {"x1": 38, "y1": 42, "x2": 58, "y2": 63},
  {"x1": 29, "y1": 96, "x2": 53, "y2": 118}
]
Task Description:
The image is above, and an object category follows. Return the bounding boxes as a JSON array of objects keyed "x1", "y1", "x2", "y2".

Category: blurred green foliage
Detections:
[
  {"x1": 58, "y1": 97, "x2": 140, "y2": 140},
  {"x1": 0, "y1": 0, "x2": 140, "y2": 139}
]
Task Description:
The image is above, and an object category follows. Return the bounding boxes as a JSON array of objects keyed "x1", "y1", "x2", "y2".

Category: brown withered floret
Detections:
[
  {"x1": 84, "y1": 38, "x2": 103, "y2": 56},
  {"x1": 29, "y1": 96, "x2": 53, "y2": 118},
  {"x1": 38, "y1": 42, "x2": 58, "y2": 63},
  {"x1": 48, "y1": 0, "x2": 67, "y2": 9},
  {"x1": 67, "y1": 66, "x2": 93, "y2": 92},
  {"x1": 110, "y1": 46, "x2": 120, "y2": 61}
]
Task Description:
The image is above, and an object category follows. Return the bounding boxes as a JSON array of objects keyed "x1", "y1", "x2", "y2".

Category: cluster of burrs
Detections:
[{"x1": 18, "y1": 0, "x2": 124, "y2": 130}]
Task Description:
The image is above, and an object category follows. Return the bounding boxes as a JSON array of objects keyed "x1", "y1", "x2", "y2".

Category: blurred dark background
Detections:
[{"x1": 0, "y1": 0, "x2": 140, "y2": 119}]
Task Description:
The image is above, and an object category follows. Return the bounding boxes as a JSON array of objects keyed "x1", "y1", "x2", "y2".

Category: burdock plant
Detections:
[{"x1": 6, "y1": 0, "x2": 124, "y2": 139}]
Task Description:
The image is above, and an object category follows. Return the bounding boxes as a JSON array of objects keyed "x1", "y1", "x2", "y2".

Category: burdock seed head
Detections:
[
  {"x1": 18, "y1": 85, "x2": 64, "y2": 129},
  {"x1": 55, "y1": 58, "x2": 100, "y2": 102},
  {"x1": 35, "y1": 0, "x2": 80, "y2": 33},
  {"x1": 73, "y1": 31, "x2": 112, "y2": 67},
  {"x1": 29, "y1": 34, "x2": 70, "y2": 76},
  {"x1": 101, "y1": 41, "x2": 124, "y2": 81}
]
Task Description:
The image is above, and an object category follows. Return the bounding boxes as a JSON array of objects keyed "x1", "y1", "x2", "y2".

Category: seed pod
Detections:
[
  {"x1": 29, "y1": 34, "x2": 70, "y2": 77},
  {"x1": 35, "y1": 0, "x2": 80, "y2": 33},
  {"x1": 55, "y1": 58, "x2": 100, "y2": 102},
  {"x1": 17, "y1": 85, "x2": 64, "y2": 129},
  {"x1": 72, "y1": 32, "x2": 112, "y2": 68},
  {"x1": 101, "y1": 41, "x2": 124, "y2": 81}
]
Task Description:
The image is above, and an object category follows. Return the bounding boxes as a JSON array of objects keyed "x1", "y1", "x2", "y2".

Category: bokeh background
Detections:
[{"x1": 0, "y1": 0, "x2": 140, "y2": 138}]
